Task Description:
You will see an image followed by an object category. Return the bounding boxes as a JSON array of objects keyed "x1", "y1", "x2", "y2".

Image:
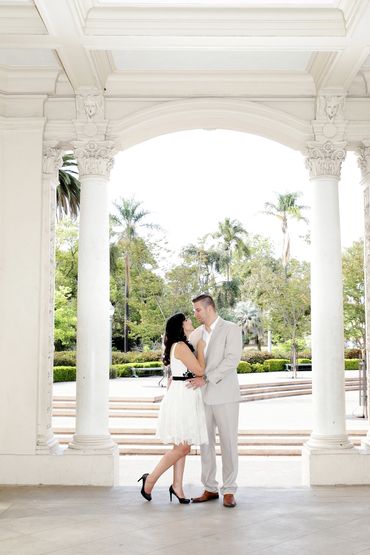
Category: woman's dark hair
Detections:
[{"x1": 162, "y1": 312, "x2": 194, "y2": 366}]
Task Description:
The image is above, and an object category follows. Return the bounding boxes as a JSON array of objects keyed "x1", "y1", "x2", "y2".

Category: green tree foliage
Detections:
[
  {"x1": 54, "y1": 219, "x2": 79, "y2": 350},
  {"x1": 234, "y1": 300, "x2": 264, "y2": 350},
  {"x1": 342, "y1": 240, "x2": 365, "y2": 349},
  {"x1": 110, "y1": 197, "x2": 160, "y2": 351},
  {"x1": 268, "y1": 260, "x2": 311, "y2": 375},
  {"x1": 57, "y1": 154, "x2": 80, "y2": 221},
  {"x1": 263, "y1": 191, "x2": 308, "y2": 272},
  {"x1": 211, "y1": 217, "x2": 249, "y2": 282}
]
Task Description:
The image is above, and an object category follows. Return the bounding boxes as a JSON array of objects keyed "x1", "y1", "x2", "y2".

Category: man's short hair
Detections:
[{"x1": 192, "y1": 293, "x2": 216, "y2": 310}]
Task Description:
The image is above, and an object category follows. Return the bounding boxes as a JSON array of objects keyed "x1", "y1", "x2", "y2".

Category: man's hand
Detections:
[{"x1": 186, "y1": 376, "x2": 206, "y2": 389}]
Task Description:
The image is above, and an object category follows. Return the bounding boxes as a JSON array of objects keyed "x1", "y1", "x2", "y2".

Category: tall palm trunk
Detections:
[{"x1": 124, "y1": 253, "x2": 130, "y2": 352}]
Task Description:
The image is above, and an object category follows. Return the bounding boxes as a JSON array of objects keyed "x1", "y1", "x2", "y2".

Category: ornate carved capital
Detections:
[
  {"x1": 43, "y1": 145, "x2": 63, "y2": 177},
  {"x1": 357, "y1": 143, "x2": 370, "y2": 184},
  {"x1": 305, "y1": 141, "x2": 346, "y2": 180},
  {"x1": 74, "y1": 141, "x2": 115, "y2": 179}
]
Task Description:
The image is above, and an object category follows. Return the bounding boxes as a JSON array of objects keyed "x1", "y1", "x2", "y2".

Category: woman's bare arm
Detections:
[{"x1": 175, "y1": 341, "x2": 205, "y2": 376}]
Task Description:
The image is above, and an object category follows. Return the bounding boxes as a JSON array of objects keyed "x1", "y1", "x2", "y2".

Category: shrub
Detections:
[
  {"x1": 345, "y1": 359, "x2": 360, "y2": 370},
  {"x1": 263, "y1": 359, "x2": 290, "y2": 372},
  {"x1": 54, "y1": 351, "x2": 76, "y2": 366},
  {"x1": 297, "y1": 358, "x2": 311, "y2": 364},
  {"x1": 112, "y1": 351, "x2": 162, "y2": 364},
  {"x1": 53, "y1": 350, "x2": 163, "y2": 367},
  {"x1": 241, "y1": 351, "x2": 274, "y2": 364},
  {"x1": 251, "y1": 363, "x2": 265, "y2": 373},
  {"x1": 237, "y1": 361, "x2": 252, "y2": 373},
  {"x1": 345, "y1": 348, "x2": 362, "y2": 359},
  {"x1": 53, "y1": 366, "x2": 76, "y2": 382},
  {"x1": 297, "y1": 351, "x2": 312, "y2": 360}
]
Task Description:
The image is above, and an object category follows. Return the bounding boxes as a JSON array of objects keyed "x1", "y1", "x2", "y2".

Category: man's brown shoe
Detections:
[
  {"x1": 191, "y1": 490, "x2": 219, "y2": 503},
  {"x1": 223, "y1": 494, "x2": 236, "y2": 508}
]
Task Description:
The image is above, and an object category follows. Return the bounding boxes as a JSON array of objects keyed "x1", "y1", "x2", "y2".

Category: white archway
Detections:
[{"x1": 110, "y1": 98, "x2": 313, "y2": 153}]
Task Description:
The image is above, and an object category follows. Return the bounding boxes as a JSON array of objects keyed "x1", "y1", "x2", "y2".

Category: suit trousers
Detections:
[{"x1": 200, "y1": 401, "x2": 239, "y2": 495}]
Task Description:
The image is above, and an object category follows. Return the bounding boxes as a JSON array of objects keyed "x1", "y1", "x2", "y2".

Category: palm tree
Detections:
[
  {"x1": 111, "y1": 197, "x2": 159, "y2": 352},
  {"x1": 57, "y1": 154, "x2": 80, "y2": 221},
  {"x1": 182, "y1": 241, "x2": 222, "y2": 291},
  {"x1": 211, "y1": 218, "x2": 249, "y2": 282},
  {"x1": 263, "y1": 192, "x2": 308, "y2": 273},
  {"x1": 234, "y1": 300, "x2": 264, "y2": 350}
]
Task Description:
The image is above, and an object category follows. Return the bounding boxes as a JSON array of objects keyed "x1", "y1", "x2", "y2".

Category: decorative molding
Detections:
[
  {"x1": 316, "y1": 94, "x2": 345, "y2": 122},
  {"x1": 0, "y1": 66, "x2": 59, "y2": 95},
  {"x1": 311, "y1": 92, "x2": 347, "y2": 144},
  {"x1": 85, "y1": 6, "x2": 345, "y2": 37},
  {"x1": 305, "y1": 140, "x2": 347, "y2": 179},
  {"x1": 74, "y1": 141, "x2": 115, "y2": 179},
  {"x1": 76, "y1": 88, "x2": 104, "y2": 122},
  {"x1": 42, "y1": 144, "x2": 63, "y2": 176},
  {"x1": 358, "y1": 141, "x2": 370, "y2": 184}
]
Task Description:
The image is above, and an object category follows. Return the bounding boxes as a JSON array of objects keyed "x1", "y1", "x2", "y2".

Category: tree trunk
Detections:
[
  {"x1": 123, "y1": 253, "x2": 130, "y2": 352},
  {"x1": 291, "y1": 341, "x2": 298, "y2": 379}
]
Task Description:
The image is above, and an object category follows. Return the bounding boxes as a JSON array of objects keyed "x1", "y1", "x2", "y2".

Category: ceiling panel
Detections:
[
  {"x1": 0, "y1": 48, "x2": 60, "y2": 67},
  {"x1": 111, "y1": 50, "x2": 313, "y2": 71}
]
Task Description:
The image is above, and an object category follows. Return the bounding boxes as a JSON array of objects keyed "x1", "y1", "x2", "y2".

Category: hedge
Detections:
[
  {"x1": 54, "y1": 350, "x2": 162, "y2": 367},
  {"x1": 53, "y1": 362, "x2": 164, "y2": 382},
  {"x1": 53, "y1": 358, "x2": 362, "y2": 382},
  {"x1": 345, "y1": 359, "x2": 360, "y2": 370},
  {"x1": 53, "y1": 366, "x2": 76, "y2": 382}
]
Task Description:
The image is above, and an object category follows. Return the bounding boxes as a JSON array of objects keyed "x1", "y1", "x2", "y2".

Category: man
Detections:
[{"x1": 188, "y1": 293, "x2": 242, "y2": 508}]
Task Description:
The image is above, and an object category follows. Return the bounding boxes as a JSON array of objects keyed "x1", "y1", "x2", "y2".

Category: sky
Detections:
[{"x1": 109, "y1": 129, "x2": 364, "y2": 266}]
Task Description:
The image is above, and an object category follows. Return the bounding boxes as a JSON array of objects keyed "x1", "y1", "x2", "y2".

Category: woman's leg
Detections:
[
  {"x1": 173, "y1": 455, "x2": 187, "y2": 497},
  {"x1": 145, "y1": 444, "x2": 191, "y2": 493}
]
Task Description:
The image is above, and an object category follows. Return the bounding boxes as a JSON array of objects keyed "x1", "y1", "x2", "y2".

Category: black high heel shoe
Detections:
[
  {"x1": 169, "y1": 485, "x2": 190, "y2": 504},
  {"x1": 138, "y1": 473, "x2": 152, "y2": 501}
]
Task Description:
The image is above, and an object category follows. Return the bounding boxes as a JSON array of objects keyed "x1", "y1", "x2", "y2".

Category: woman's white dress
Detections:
[{"x1": 157, "y1": 343, "x2": 208, "y2": 446}]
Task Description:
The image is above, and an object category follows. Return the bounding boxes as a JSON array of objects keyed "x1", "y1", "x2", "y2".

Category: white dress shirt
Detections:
[{"x1": 203, "y1": 316, "x2": 220, "y2": 356}]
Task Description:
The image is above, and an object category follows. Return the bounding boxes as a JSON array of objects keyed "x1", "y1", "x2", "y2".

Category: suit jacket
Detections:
[{"x1": 190, "y1": 318, "x2": 242, "y2": 405}]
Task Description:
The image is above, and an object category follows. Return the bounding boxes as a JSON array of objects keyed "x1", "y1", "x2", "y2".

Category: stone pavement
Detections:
[
  {"x1": 0, "y1": 373, "x2": 369, "y2": 554},
  {"x1": 2, "y1": 484, "x2": 370, "y2": 554}
]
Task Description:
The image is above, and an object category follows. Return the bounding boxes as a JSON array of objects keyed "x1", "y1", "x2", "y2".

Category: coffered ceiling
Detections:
[{"x1": 0, "y1": 0, "x2": 369, "y2": 97}]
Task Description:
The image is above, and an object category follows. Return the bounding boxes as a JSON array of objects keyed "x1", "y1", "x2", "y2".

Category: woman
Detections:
[{"x1": 138, "y1": 312, "x2": 208, "y2": 503}]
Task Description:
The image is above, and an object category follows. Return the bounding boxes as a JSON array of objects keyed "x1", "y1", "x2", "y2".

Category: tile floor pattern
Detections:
[{"x1": 2, "y1": 486, "x2": 370, "y2": 554}]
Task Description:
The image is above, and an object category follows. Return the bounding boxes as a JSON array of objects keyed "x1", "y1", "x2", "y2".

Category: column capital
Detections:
[
  {"x1": 305, "y1": 140, "x2": 346, "y2": 180},
  {"x1": 74, "y1": 140, "x2": 116, "y2": 179},
  {"x1": 357, "y1": 141, "x2": 370, "y2": 186},
  {"x1": 43, "y1": 144, "x2": 63, "y2": 178}
]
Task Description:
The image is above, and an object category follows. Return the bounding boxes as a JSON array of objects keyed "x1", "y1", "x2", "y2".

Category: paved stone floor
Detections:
[{"x1": 2, "y1": 484, "x2": 370, "y2": 554}]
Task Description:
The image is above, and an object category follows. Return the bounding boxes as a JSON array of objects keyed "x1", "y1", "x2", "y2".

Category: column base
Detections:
[
  {"x1": 301, "y1": 444, "x2": 370, "y2": 485},
  {"x1": 305, "y1": 433, "x2": 353, "y2": 450},
  {"x1": 0, "y1": 446, "x2": 119, "y2": 486},
  {"x1": 36, "y1": 430, "x2": 61, "y2": 454},
  {"x1": 68, "y1": 434, "x2": 116, "y2": 451}
]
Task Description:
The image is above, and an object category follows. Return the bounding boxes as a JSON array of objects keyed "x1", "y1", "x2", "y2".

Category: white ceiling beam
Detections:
[
  {"x1": 315, "y1": 1, "x2": 370, "y2": 90},
  {"x1": 33, "y1": 0, "x2": 100, "y2": 90},
  {"x1": 0, "y1": 34, "x2": 348, "y2": 52},
  {"x1": 83, "y1": 35, "x2": 348, "y2": 52}
]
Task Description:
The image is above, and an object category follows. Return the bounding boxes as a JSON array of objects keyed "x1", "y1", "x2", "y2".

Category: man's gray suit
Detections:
[{"x1": 190, "y1": 318, "x2": 242, "y2": 495}]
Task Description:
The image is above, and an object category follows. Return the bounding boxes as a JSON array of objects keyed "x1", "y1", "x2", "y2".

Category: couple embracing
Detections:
[{"x1": 138, "y1": 293, "x2": 243, "y2": 508}]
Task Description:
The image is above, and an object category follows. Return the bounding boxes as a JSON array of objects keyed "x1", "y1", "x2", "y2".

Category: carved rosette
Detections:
[
  {"x1": 43, "y1": 145, "x2": 63, "y2": 177},
  {"x1": 305, "y1": 141, "x2": 346, "y2": 180},
  {"x1": 74, "y1": 141, "x2": 115, "y2": 179}
]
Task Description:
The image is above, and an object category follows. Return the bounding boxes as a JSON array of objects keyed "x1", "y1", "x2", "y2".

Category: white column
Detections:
[
  {"x1": 305, "y1": 141, "x2": 352, "y2": 450},
  {"x1": 36, "y1": 145, "x2": 62, "y2": 453},
  {"x1": 358, "y1": 141, "x2": 370, "y2": 446},
  {"x1": 69, "y1": 141, "x2": 116, "y2": 451}
]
